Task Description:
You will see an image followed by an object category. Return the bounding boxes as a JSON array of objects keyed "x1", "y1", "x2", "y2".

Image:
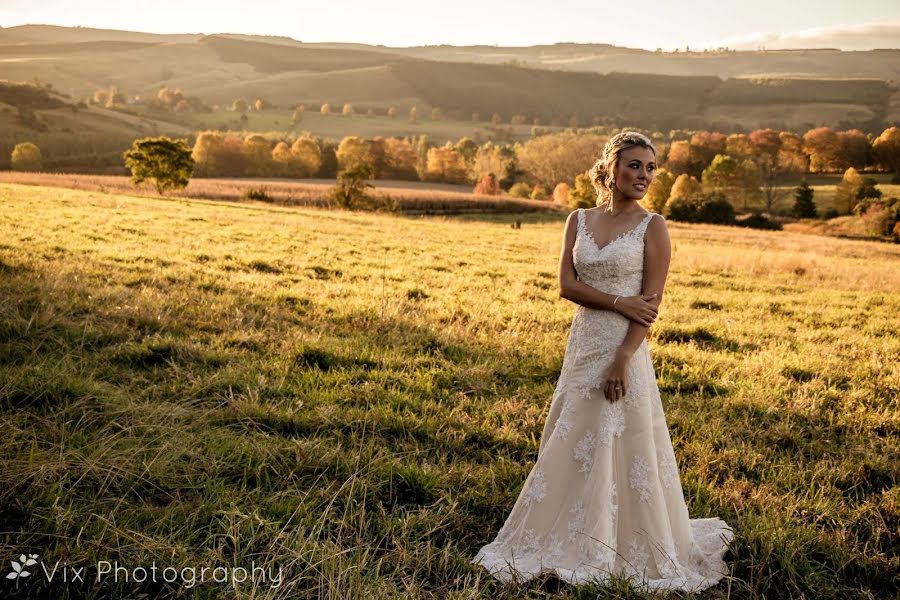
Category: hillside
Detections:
[
  {"x1": 0, "y1": 82, "x2": 190, "y2": 170},
  {"x1": 0, "y1": 25, "x2": 897, "y2": 133}
]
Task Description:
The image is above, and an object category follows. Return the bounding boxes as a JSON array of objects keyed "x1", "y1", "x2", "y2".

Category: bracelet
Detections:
[{"x1": 613, "y1": 295, "x2": 621, "y2": 312}]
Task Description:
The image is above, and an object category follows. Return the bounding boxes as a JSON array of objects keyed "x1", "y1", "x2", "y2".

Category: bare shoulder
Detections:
[{"x1": 645, "y1": 212, "x2": 670, "y2": 242}]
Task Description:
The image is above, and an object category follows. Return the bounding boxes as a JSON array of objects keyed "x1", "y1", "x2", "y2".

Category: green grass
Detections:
[{"x1": 0, "y1": 183, "x2": 897, "y2": 598}]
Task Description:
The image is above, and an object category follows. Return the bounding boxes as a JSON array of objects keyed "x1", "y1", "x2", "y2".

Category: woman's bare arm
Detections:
[
  {"x1": 557, "y1": 210, "x2": 623, "y2": 311},
  {"x1": 615, "y1": 214, "x2": 672, "y2": 359}
]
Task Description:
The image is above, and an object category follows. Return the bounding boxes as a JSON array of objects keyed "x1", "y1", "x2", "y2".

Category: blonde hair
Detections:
[{"x1": 588, "y1": 131, "x2": 657, "y2": 211}]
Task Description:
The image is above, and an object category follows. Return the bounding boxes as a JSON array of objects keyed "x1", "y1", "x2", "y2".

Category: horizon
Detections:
[{"x1": 1, "y1": 1, "x2": 899, "y2": 51}]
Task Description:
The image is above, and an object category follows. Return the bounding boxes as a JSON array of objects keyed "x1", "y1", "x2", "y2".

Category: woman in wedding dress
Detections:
[{"x1": 471, "y1": 131, "x2": 735, "y2": 593}]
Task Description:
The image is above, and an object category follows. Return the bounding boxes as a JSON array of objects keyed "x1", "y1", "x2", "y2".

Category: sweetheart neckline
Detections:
[{"x1": 578, "y1": 209, "x2": 653, "y2": 254}]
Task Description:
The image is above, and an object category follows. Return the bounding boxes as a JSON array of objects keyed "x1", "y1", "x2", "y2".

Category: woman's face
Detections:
[{"x1": 613, "y1": 146, "x2": 656, "y2": 200}]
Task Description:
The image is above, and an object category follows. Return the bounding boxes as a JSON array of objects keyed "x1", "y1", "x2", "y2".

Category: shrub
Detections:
[
  {"x1": 568, "y1": 173, "x2": 596, "y2": 209},
  {"x1": 329, "y1": 163, "x2": 374, "y2": 209},
  {"x1": 243, "y1": 186, "x2": 271, "y2": 201},
  {"x1": 857, "y1": 197, "x2": 900, "y2": 237},
  {"x1": 664, "y1": 191, "x2": 735, "y2": 224},
  {"x1": 530, "y1": 184, "x2": 549, "y2": 200},
  {"x1": 473, "y1": 173, "x2": 500, "y2": 195},
  {"x1": 735, "y1": 213, "x2": 782, "y2": 230},
  {"x1": 552, "y1": 182, "x2": 570, "y2": 205},
  {"x1": 508, "y1": 182, "x2": 532, "y2": 198},
  {"x1": 11, "y1": 142, "x2": 42, "y2": 171}
]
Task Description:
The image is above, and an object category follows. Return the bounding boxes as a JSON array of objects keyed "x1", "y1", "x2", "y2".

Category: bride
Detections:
[{"x1": 471, "y1": 131, "x2": 735, "y2": 593}]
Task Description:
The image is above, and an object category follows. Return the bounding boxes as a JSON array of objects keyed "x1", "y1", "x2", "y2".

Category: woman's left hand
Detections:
[{"x1": 603, "y1": 351, "x2": 632, "y2": 402}]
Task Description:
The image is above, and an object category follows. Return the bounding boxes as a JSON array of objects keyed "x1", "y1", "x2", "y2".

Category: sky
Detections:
[{"x1": 0, "y1": 0, "x2": 899, "y2": 50}]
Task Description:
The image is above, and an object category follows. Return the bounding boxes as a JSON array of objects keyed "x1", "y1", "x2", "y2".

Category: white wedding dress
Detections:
[{"x1": 471, "y1": 208, "x2": 735, "y2": 593}]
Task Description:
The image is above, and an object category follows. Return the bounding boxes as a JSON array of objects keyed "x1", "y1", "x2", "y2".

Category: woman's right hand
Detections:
[{"x1": 614, "y1": 293, "x2": 658, "y2": 326}]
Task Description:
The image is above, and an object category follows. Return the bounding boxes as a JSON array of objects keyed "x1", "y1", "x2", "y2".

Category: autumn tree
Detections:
[
  {"x1": 232, "y1": 98, "x2": 249, "y2": 113},
  {"x1": 669, "y1": 173, "x2": 703, "y2": 205},
  {"x1": 834, "y1": 167, "x2": 864, "y2": 214},
  {"x1": 123, "y1": 137, "x2": 194, "y2": 195},
  {"x1": 836, "y1": 129, "x2": 868, "y2": 171},
  {"x1": 474, "y1": 173, "x2": 500, "y2": 195},
  {"x1": 568, "y1": 173, "x2": 596, "y2": 209},
  {"x1": 387, "y1": 106, "x2": 397, "y2": 118},
  {"x1": 342, "y1": 103, "x2": 354, "y2": 117},
  {"x1": 515, "y1": 131, "x2": 606, "y2": 190},
  {"x1": 11, "y1": 142, "x2": 42, "y2": 171},
  {"x1": 320, "y1": 103, "x2": 331, "y2": 115},
  {"x1": 244, "y1": 134, "x2": 274, "y2": 176},
  {"x1": 408, "y1": 106, "x2": 418, "y2": 123},
  {"x1": 290, "y1": 135, "x2": 323, "y2": 178},
  {"x1": 873, "y1": 127, "x2": 900, "y2": 173},
  {"x1": 383, "y1": 137, "x2": 418, "y2": 180},
  {"x1": 291, "y1": 108, "x2": 303, "y2": 128},
  {"x1": 336, "y1": 136, "x2": 370, "y2": 171},
  {"x1": 643, "y1": 168, "x2": 675, "y2": 213},
  {"x1": 425, "y1": 144, "x2": 467, "y2": 183},
  {"x1": 803, "y1": 127, "x2": 840, "y2": 172}
]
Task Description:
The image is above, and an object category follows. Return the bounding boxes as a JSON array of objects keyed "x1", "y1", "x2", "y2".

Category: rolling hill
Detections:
[{"x1": 0, "y1": 24, "x2": 898, "y2": 135}]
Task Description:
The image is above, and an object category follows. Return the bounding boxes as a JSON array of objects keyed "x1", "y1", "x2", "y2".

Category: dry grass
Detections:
[
  {"x1": 0, "y1": 171, "x2": 566, "y2": 215},
  {"x1": 0, "y1": 183, "x2": 897, "y2": 598}
]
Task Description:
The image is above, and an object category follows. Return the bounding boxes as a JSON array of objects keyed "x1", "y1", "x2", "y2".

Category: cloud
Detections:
[{"x1": 695, "y1": 20, "x2": 900, "y2": 51}]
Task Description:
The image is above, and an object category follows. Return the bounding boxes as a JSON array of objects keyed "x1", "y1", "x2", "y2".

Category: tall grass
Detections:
[{"x1": 0, "y1": 183, "x2": 897, "y2": 598}]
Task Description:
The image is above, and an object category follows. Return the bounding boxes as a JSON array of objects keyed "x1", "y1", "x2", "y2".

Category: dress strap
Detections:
[
  {"x1": 576, "y1": 208, "x2": 585, "y2": 234},
  {"x1": 636, "y1": 212, "x2": 656, "y2": 240}
]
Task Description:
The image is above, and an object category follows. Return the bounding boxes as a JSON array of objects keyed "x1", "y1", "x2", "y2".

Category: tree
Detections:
[
  {"x1": 425, "y1": 144, "x2": 467, "y2": 183},
  {"x1": 290, "y1": 136, "x2": 322, "y2": 178},
  {"x1": 336, "y1": 136, "x2": 370, "y2": 172},
  {"x1": 329, "y1": 163, "x2": 374, "y2": 209},
  {"x1": 803, "y1": 127, "x2": 840, "y2": 172},
  {"x1": 11, "y1": 142, "x2": 42, "y2": 171},
  {"x1": 232, "y1": 98, "x2": 248, "y2": 113},
  {"x1": 552, "y1": 182, "x2": 570, "y2": 205},
  {"x1": 792, "y1": 180, "x2": 817, "y2": 218},
  {"x1": 669, "y1": 173, "x2": 702, "y2": 206},
  {"x1": 834, "y1": 167, "x2": 864, "y2": 214},
  {"x1": 408, "y1": 106, "x2": 418, "y2": 124},
  {"x1": 702, "y1": 153, "x2": 763, "y2": 211},
  {"x1": 643, "y1": 168, "x2": 675, "y2": 213},
  {"x1": 342, "y1": 103, "x2": 354, "y2": 117},
  {"x1": 855, "y1": 177, "x2": 882, "y2": 213},
  {"x1": 387, "y1": 105, "x2": 397, "y2": 118},
  {"x1": 515, "y1": 131, "x2": 606, "y2": 190},
  {"x1": 291, "y1": 108, "x2": 303, "y2": 128},
  {"x1": 873, "y1": 127, "x2": 900, "y2": 174},
  {"x1": 243, "y1": 134, "x2": 273, "y2": 176},
  {"x1": 474, "y1": 173, "x2": 500, "y2": 195},
  {"x1": 123, "y1": 137, "x2": 194, "y2": 195},
  {"x1": 568, "y1": 173, "x2": 597, "y2": 209},
  {"x1": 320, "y1": 103, "x2": 331, "y2": 115}
]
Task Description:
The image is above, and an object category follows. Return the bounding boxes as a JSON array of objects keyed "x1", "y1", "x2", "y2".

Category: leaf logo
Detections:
[{"x1": 6, "y1": 554, "x2": 38, "y2": 588}]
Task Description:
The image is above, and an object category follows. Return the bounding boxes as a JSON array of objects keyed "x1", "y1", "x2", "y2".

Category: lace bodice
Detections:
[{"x1": 573, "y1": 208, "x2": 656, "y2": 296}]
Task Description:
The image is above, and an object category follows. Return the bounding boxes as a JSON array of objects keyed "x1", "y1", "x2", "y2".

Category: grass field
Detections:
[
  {"x1": 0, "y1": 183, "x2": 897, "y2": 598},
  {"x1": 166, "y1": 109, "x2": 540, "y2": 145}
]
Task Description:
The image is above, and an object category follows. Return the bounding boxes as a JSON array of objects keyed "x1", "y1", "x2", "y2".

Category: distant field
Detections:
[
  {"x1": 167, "y1": 109, "x2": 541, "y2": 144},
  {"x1": 0, "y1": 183, "x2": 897, "y2": 598},
  {"x1": 0, "y1": 174, "x2": 564, "y2": 215}
]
